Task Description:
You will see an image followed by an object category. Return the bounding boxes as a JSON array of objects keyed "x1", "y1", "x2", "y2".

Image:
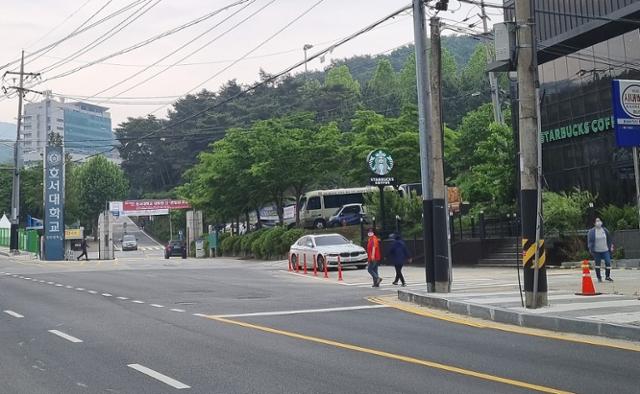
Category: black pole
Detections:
[{"x1": 378, "y1": 185, "x2": 386, "y2": 237}]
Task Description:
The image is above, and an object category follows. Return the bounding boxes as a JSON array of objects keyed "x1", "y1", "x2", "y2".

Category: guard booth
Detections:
[{"x1": 64, "y1": 228, "x2": 84, "y2": 261}]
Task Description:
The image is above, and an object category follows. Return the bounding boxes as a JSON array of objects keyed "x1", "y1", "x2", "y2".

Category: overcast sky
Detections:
[{"x1": 0, "y1": 0, "x2": 502, "y2": 127}]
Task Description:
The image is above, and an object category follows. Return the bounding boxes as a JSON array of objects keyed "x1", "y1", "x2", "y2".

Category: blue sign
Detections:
[
  {"x1": 612, "y1": 79, "x2": 640, "y2": 147},
  {"x1": 44, "y1": 146, "x2": 65, "y2": 260}
]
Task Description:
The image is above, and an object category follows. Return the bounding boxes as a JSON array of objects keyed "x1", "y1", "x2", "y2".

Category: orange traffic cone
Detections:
[{"x1": 575, "y1": 260, "x2": 601, "y2": 296}]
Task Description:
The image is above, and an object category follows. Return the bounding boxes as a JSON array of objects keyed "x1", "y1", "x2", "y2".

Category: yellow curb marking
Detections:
[
  {"x1": 208, "y1": 315, "x2": 571, "y2": 394},
  {"x1": 369, "y1": 296, "x2": 640, "y2": 353}
]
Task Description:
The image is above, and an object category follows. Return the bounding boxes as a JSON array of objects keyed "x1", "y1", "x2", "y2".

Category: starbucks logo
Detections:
[
  {"x1": 47, "y1": 151, "x2": 61, "y2": 165},
  {"x1": 367, "y1": 149, "x2": 394, "y2": 176}
]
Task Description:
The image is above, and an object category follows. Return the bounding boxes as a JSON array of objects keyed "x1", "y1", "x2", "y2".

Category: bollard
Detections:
[
  {"x1": 337, "y1": 256, "x2": 343, "y2": 281},
  {"x1": 323, "y1": 256, "x2": 328, "y2": 278},
  {"x1": 295, "y1": 253, "x2": 300, "y2": 273},
  {"x1": 313, "y1": 254, "x2": 317, "y2": 276},
  {"x1": 288, "y1": 252, "x2": 292, "y2": 272},
  {"x1": 303, "y1": 254, "x2": 308, "y2": 275}
]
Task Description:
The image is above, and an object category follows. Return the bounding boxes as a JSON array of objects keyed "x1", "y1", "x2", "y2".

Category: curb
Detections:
[{"x1": 398, "y1": 290, "x2": 640, "y2": 342}]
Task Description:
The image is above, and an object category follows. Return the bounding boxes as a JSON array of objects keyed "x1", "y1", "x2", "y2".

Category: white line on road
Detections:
[
  {"x1": 76, "y1": 288, "x2": 85, "y2": 291},
  {"x1": 55, "y1": 284, "x2": 63, "y2": 287},
  {"x1": 24, "y1": 277, "x2": 31, "y2": 280},
  {"x1": 214, "y1": 304, "x2": 389, "y2": 318},
  {"x1": 48, "y1": 330, "x2": 83, "y2": 343},
  {"x1": 170, "y1": 309, "x2": 185, "y2": 313},
  {"x1": 47, "y1": 281, "x2": 54, "y2": 285},
  {"x1": 132, "y1": 300, "x2": 145, "y2": 304},
  {"x1": 102, "y1": 293, "x2": 112, "y2": 297},
  {"x1": 65, "y1": 285, "x2": 73, "y2": 289},
  {"x1": 116, "y1": 296, "x2": 129, "y2": 300},
  {"x1": 150, "y1": 304, "x2": 164, "y2": 308},
  {"x1": 4, "y1": 310, "x2": 24, "y2": 318},
  {"x1": 127, "y1": 364, "x2": 190, "y2": 389},
  {"x1": 87, "y1": 290, "x2": 97, "y2": 294},
  {"x1": 193, "y1": 313, "x2": 207, "y2": 317}
]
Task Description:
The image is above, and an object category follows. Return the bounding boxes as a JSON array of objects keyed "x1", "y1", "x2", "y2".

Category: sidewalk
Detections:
[{"x1": 399, "y1": 268, "x2": 640, "y2": 342}]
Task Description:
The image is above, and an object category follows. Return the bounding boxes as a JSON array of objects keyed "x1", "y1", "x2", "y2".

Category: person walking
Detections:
[
  {"x1": 77, "y1": 237, "x2": 89, "y2": 261},
  {"x1": 366, "y1": 229, "x2": 382, "y2": 287},
  {"x1": 387, "y1": 233, "x2": 411, "y2": 286},
  {"x1": 587, "y1": 217, "x2": 613, "y2": 282}
]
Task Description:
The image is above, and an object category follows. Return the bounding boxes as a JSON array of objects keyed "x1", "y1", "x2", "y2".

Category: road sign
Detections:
[
  {"x1": 612, "y1": 79, "x2": 640, "y2": 147},
  {"x1": 44, "y1": 146, "x2": 64, "y2": 261}
]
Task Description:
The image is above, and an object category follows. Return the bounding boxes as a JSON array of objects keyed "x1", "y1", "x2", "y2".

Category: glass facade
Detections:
[
  {"x1": 539, "y1": 29, "x2": 640, "y2": 205},
  {"x1": 63, "y1": 108, "x2": 113, "y2": 156}
]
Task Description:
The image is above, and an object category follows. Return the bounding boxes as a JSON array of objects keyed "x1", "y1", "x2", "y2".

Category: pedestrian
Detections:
[
  {"x1": 77, "y1": 237, "x2": 89, "y2": 261},
  {"x1": 387, "y1": 233, "x2": 411, "y2": 286},
  {"x1": 367, "y1": 229, "x2": 382, "y2": 287},
  {"x1": 587, "y1": 217, "x2": 613, "y2": 283}
]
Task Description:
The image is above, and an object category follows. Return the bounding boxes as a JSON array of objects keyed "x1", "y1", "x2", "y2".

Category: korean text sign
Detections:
[{"x1": 44, "y1": 146, "x2": 64, "y2": 260}]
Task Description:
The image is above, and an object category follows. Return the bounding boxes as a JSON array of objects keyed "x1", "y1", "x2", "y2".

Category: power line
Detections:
[
  {"x1": 91, "y1": 0, "x2": 263, "y2": 99},
  {"x1": 37, "y1": 0, "x2": 162, "y2": 75},
  {"x1": 23, "y1": 0, "x2": 95, "y2": 49},
  {"x1": 151, "y1": 0, "x2": 326, "y2": 111},
  {"x1": 0, "y1": 0, "x2": 148, "y2": 72}
]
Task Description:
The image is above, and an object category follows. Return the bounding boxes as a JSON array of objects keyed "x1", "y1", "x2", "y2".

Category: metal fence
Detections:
[{"x1": 0, "y1": 228, "x2": 40, "y2": 254}]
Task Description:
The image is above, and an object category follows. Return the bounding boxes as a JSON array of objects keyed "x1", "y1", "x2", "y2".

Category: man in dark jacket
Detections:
[
  {"x1": 386, "y1": 233, "x2": 411, "y2": 286},
  {"x1": 77, "y1": 238, "x2": 89, "y2": 261}
]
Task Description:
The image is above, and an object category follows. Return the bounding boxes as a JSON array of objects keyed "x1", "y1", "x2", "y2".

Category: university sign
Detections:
[
  {"x1": 44, "y1": 146, "x2": 64, "y2": 260},
  {"x1": 540, "y1": 116, "x2": 615, "y2": 144},
  {"x1": 123, "y1": 199, "x2": 191, "y2": 211},
  {"x1": 612, "y1": 79, "x2": 640, "y2": 147}
]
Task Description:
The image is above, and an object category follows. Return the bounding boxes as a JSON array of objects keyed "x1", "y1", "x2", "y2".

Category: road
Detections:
[
  {"x1": 0, "y1": 255, "x2": 638, "y2": 393},
  {"x1": 111, "y1": 216, "x2": 164, "y2": 259}
]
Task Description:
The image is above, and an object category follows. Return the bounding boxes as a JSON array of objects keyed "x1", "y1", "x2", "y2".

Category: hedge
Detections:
[{"x1": 217, "y1": 227, "x2": 306, "y2": 260}]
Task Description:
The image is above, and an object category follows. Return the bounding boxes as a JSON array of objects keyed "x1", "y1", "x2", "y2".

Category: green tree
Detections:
[
  {"x1": 75, "y1": 156, "x2": 129, "y2": 233},
  {"x1": 364, "y1": 59, "x2": 401, "y2": 116}
]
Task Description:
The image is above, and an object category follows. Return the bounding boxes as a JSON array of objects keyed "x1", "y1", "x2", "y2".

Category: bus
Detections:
[{"x1": 299, "y1": 187, "x2": 378, "y2": 229}]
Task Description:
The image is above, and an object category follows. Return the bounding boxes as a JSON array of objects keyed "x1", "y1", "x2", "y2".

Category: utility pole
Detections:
[
  {"x1": 430, "y1": 17, "x2": 451, "y2": 292},
  {"x1": 480, "y1": 0, "x2": 503, "y2": 124},
  {"x1": 3, "y1": 51, "x2": 39, "y2": 253},
  {"x1": 412, "y1": 0, "x2": 435, "y2": 292},
  {"x1": 515, "y1": 0, "x2": 547, "y2": 308},
  {"x1": 303, "y1": 44, "x2": 313, "y2": 76}
]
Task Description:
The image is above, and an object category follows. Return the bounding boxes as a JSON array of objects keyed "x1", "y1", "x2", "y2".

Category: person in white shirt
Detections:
[{"x1": 586, "y1": 218, "x2": 613, "y2": 283}]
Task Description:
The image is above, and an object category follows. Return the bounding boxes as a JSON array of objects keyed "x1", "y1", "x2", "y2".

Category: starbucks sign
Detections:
[{"x1": 367, "y1": 149, "x2": 394, "y2": 176}]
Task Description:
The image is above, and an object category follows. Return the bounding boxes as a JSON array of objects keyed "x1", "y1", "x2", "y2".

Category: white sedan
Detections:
[{"x1": 289, "y1": 234, "x2": 368, "y2": 271}]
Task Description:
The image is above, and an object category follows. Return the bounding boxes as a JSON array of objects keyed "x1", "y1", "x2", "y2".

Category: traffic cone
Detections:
[
  {"x1": 575, "y1": 260, "x2": 601, "y2": 296},
  {"x1": 323, "y1": 256, "x2": 328, "y2": 278},
  {"x1": 288, "y1": 253, "x2": 292, "y2": 272},
  {"x1": 337, "y1": 256, "x2": 343, "y2": 281},
  {"x1": 295, "y1": 254, "x2": 300, "y2": 273}
]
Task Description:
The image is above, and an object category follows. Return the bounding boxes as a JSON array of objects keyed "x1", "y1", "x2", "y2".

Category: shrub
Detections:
[
  {"x1": 220, "y1": 235, "x2": 240, "y2": 256},
  {"x1": 251, "y1": 230, "x2": 270, "y2": 259},
  {"x1": 262, "y1": 226, "x2": 287, "y2": 259},
  {"x1": 599, "y1": 204, "x2": 638, "y2": 232},
  {"x1": 241, "y1": 229, "x2": 267, "y2": 256},
  {"x1": 281, "y1": 228, "x2": 304, "y2": 255},
  {"x1": 543, "y1": 189, "x2": 595, "y2": 236}
]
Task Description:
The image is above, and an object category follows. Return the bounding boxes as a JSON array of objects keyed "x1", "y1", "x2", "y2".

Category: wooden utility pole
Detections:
[
  {"x1": 515, "y1": 0, "x2": 547, "y2": 308},
  {"x1": 430, "y1": 17, "x2": 451, "y2": 292},
  {"x1": 480, "y1": 0, "x2": 504, "y2": 124}
]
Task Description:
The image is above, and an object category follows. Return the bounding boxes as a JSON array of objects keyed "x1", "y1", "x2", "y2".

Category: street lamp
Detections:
[{"x1": 303, "y1": 44, "x2": 313, "y2": 75}]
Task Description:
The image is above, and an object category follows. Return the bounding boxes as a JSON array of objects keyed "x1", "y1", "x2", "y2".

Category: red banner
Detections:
[{"x1": 123, "y1": 199, "x2": 191, "y2": 211}]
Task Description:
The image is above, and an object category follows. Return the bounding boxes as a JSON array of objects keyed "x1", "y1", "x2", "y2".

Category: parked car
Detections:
[
  {"x1": 120, "y1": 234, "x2": 138, "y2": 251},
  {"x1": 165, "y1": 240, "x2": 187, "y2": 259},
  {"x1": 327, "y1": 203, "x2": 366, "y2": 228},
  {"x1": 289, "y1": 234, "x2": 368, "y2": 271}
]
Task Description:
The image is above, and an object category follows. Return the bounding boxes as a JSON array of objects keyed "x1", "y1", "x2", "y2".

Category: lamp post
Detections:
[{"x1": 303, "y1": 44, "x2": 313, "y2": 75}]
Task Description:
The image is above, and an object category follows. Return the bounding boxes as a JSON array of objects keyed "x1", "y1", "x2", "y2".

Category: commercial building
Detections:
[
  {"x1": 503, "y1": 0, "x2": 640, "y2": 205},
  {"x1": 22, "y1": 92, "x2": 114, "y2": 163}
]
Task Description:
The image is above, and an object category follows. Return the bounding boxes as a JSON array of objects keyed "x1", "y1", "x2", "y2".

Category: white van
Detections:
[{"x1": 299, "y1": 187, "x2": 377, "y2": 229}]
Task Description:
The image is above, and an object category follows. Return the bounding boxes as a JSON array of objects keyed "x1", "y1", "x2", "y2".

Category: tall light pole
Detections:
[{"x1": 303, "y1": 44, "x2": 313, "y2": 75}]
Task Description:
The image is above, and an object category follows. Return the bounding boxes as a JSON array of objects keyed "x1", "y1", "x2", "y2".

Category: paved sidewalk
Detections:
[{"x1": 399, "y1": 268, "x2": 640, "y2": 342}]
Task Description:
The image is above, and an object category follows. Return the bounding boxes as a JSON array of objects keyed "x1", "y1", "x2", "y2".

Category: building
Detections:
[
  {"x1": 22, "y1": 92, "x2": 114, "y2": 163},
  {"x1": 503, "y1": 0, "x2": 640, "y2": 206}
]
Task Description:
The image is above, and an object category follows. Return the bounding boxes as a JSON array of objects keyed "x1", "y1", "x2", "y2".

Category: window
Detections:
[
  {"x1": 307, "y1": 197, "x2": 321, "y2": 210},
  {"x1": 324, "y1": 193, "x2": 364, "y2": 209},
  {"x1": 342, "y1": 205, "x2": 360, "y2": 215},
  {"x1": 297, "y1": 237, "x2": 308, "y2": 246}
]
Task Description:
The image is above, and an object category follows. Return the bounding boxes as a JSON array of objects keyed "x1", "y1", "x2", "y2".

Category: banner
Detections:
[
  {"x1": 44, "y1": 146, "x2": 64, "y2": 260},
  {"x1": 123, "y1": 199, "x2": 191, "y2": 211},
  {"x1": 612, "y1": 79, "x2": 640, "y2": 147}
]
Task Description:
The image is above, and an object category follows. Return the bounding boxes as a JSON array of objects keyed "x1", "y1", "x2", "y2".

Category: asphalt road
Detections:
[
  {"x1": 0, "y1": 256, "x2": 638, "y2": 394},
  {"x1": 111, "y1": 216, "x2": 164, "y2": 258}
]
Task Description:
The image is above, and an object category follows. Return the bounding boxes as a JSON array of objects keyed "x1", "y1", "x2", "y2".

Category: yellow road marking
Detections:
[
  {"x1": 370, "y1": 296, "x2": 640, "y2": 353},
  {"x1": 208, "y1": 316, "x2": 572, "y2": 394}
]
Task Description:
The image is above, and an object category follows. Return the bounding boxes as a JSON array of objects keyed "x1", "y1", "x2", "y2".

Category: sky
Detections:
[{"x1": 0, "y1": 0, "x2": 503, "y2": 127}]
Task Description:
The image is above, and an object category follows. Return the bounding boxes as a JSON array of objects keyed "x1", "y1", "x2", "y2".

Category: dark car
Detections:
[
  {"x1": 165, "y1": 240, "x2": 187, "y2": 259},
  {"x1": 327, "y1": 204, "x2": 366, "y2": 227}
]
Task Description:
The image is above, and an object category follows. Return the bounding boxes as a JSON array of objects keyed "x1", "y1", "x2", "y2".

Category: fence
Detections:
[
  {"x1": 0, "y1": 228, "x2": 40, "y2": 254},
  {"x1": 449, "y1": 213, "x2": 520, "y2": 241}
]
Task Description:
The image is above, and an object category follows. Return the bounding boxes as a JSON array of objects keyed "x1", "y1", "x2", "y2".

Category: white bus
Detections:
[{"x1": 299, "y1": 187, "x2": 377, "y2": 229}]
